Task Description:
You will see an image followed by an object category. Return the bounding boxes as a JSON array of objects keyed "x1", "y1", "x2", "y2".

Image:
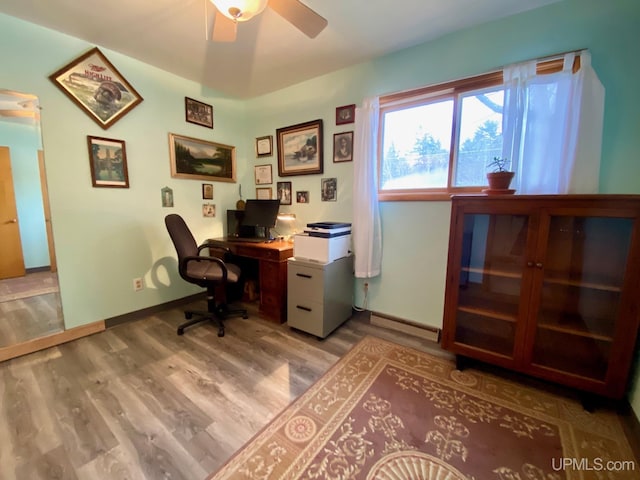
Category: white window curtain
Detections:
[
  {"x1": 502, "y1": 50, "x2": 605, "y2": 194},
  {"x1": 352, "y1": 97, "x2": 382, "y2": 278}
]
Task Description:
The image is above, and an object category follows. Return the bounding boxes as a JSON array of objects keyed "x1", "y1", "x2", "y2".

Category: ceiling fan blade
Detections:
[
  {"x1": 268, "y1": 0, "x2": 327, "y2": 39},
  {"x1": 209, "y1": 5, "x2": 237, "y2": 42}
]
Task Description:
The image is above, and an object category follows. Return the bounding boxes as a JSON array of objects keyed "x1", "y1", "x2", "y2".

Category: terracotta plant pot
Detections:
[{"x1": 486, "y1": 171, "x2": 515, "y2": 192}]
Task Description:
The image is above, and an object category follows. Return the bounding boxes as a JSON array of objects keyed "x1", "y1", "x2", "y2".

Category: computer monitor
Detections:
[{"x1": 240, "y1": 199, "x2": 280, "y2": 238}]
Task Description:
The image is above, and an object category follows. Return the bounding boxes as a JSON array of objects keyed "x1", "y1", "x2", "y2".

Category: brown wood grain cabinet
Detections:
[{"x1": 442, "y1": 195, "x2": 640, "y2": 399}]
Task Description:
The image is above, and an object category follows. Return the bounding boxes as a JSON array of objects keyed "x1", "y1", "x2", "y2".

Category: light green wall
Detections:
[
  {"x1": 245, "y1": 0, "x2": 640, "y2": 414},
  {"x1": 2, "y1": 0, "x2": 640, "y2": 414},
  {"x1": 0, "y1": 13, "x2": 251, "y2": 326}
]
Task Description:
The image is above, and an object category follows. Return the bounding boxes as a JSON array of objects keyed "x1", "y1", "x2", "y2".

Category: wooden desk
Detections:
[{"x1": 208, "y1": 238, "x2": 293, "y2": 323}]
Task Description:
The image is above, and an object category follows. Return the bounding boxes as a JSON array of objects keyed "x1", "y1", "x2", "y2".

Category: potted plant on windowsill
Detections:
[{"x1": 485, "y1": 156, "x2": 515, "y2": 194}]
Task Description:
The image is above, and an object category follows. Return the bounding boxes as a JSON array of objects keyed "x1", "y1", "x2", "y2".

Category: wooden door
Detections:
[
  {"x1": 38, "y1": 150, "x2": 57, "y2": 272},
  {"x1": 0, "y1": 146, "x2": 26, "y2": 279}
]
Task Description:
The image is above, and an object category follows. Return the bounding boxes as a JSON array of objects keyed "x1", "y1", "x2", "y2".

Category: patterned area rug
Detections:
[
  {"x1": 208, "y1": 336, "x2": 637, "y2": 480},
  {"x1": 0, "y1": 271, "x2": 59, "y2": 303}
]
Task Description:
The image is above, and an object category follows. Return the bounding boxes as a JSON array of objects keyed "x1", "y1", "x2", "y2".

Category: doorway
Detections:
[{"x1": 0, "y1": 90, "x2": 64, "y2": 351}]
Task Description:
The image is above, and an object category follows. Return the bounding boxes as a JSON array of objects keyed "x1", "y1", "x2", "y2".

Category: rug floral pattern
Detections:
[{"x1": 208, "y1": 336, "x2": 637, "y2": 480}]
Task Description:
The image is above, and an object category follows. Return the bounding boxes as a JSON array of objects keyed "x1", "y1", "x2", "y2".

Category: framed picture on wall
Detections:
[
  {"x1": 254, "y1": 164, "x2": 273, "y2": 185},
  {"x1": 202, "y1": 203, "x2": 216, "y2": 217},
  {"x1": 256, "y1": 135, "x2": 273, "y2": 157},
  {"x1": 202, "y1": 183, "x2": 214, "y2": 199},
  {"x1": 168, "y1": 133, "x2": 236, "y2": 182},
  {"x1": 276, "y1": 119, "x2": 323, "y2": 176},
  {"x1": 161, "y1": 186, "x2": 174, "y2": 207},
  {"x1": 277, "y1": 181, "x2": 292, "y2": 205},
  {"x1": 321, "y1": 177, "x2": 337, "y2": 201},
  {"x1": 87, "y1": 135, "x2": 129, "y2": 188},
  {"x1": 335, "y1": 104, "x2": 355, "y2": 125},
  {"x1": 333, "y1": 131, "x2": 353, "y2": 162},
  {"x1": 296, "y1": 191, "x2": 309, "y2": 203},
  {"x1": 256, "y1": 187, "x2": 272, "y2": 199},
  {"x1": 185, "y1": 97, "x2": 214, "y2": 128},
  {"x1": 49, "y1": 47, "x2": 143, "y2": 129}
]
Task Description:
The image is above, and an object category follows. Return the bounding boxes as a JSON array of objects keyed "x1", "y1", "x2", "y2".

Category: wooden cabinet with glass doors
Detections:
[{"x1": 442, "y1": 195, "x2": 640, "y2": 399}]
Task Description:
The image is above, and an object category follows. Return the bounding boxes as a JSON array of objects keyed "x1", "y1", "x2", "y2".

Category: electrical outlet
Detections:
[{"x1": 133, "y1": 277, "x2": 143, "y2": 291}]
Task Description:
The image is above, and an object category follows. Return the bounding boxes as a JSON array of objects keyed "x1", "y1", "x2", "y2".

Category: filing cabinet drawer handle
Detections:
[
  {"x1": 296, "y1": 273, "x2": 313, "y2": 279},
  {"x1": 296, "y1": 305, "x2": 312, "y2": 312}
]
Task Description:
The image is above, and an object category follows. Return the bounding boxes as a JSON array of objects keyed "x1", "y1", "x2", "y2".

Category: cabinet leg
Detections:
[
  {"x1": 581, "y1": 393, "x2": 599, "y2": 413},
  {"x1": 455, "y1": 355, "x2": 469, "y2": 371}
]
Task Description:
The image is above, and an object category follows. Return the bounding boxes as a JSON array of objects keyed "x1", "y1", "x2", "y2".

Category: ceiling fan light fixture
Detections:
[{"x1": 211, "y1": 0, "x2": 269, "y2": 22}]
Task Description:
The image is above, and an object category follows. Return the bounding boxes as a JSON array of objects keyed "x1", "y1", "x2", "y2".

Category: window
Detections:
[{"x1": 378, "y1": 56, "x2": 578, "y2": 201}]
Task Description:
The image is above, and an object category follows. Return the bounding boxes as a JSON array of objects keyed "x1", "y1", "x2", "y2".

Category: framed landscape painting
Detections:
[
  {"x1": 49, "y1": 47, "x2": 143, "y2": 129},
  {"x1": 87, "y1": 135, "x2": 129, "y2": 188},
  {"x1": 168, "y1": 133, "x2": 236, "y2": 182}
]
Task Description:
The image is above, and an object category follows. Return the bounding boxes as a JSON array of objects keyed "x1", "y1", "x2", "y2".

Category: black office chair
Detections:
[{"x1": 165, "y1": 214, "x2": 248, "y2": 337}]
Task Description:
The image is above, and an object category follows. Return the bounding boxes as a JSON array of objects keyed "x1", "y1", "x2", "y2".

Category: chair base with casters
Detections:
[{"x1": 177, "y1": 286, "x2": 248, "y2": 337}]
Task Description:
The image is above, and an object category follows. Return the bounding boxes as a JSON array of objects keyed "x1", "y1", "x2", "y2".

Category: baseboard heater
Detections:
[{"x1": 370, "y1": 311, "x2": 440, "y2": 343}]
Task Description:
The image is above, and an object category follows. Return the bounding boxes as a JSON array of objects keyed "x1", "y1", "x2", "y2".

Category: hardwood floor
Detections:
[
  {"x1": 0, "y1": 299, "x2": 449, "y2": 480},
  {"x1": 0, "y1": 293, "x2": 64, "y2": 347},
  {"x1": 0, "y1": 271, "x2": 64, "y2": 348}
]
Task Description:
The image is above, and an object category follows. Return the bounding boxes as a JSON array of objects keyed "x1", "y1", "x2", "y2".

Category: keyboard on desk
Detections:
[{"x1": 225, "y1": 236, "x2": 267, "y2": 243}]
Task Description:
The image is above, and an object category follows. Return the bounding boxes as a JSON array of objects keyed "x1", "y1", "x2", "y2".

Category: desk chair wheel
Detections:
[
  {"x1": 217, "y1": 327, "x2": 225, "y2": 337},
  {"x1": 177, "y1": 326, "x2": 185, "y2": 335}
]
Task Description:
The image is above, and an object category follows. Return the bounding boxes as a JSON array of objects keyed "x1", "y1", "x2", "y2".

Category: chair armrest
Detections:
[{"x1": 198, "y1": 242, "x2": 231, "y2": 256}]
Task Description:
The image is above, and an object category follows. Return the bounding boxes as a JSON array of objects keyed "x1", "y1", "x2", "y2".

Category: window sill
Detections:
[{"x1": 378, "y1": 188, "x2": 484, "y2": 202}]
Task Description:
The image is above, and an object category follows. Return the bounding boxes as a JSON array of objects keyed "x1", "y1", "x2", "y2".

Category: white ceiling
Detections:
[{"x1": 0, "y1": 0, "x2": 561, "y2": 99}]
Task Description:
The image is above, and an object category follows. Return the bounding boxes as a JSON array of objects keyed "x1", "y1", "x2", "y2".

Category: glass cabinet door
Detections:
[
  {"x1": 454, "y1": 213, "x2": 530, "y2": 358},
  {"x1": 530, "y1": 215, "x2": 634, "y2": 380}
]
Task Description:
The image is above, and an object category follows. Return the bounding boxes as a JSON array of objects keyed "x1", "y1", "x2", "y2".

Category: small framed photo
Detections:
[
  {"x1": 276, "y1": 119, "x2": 323, "y2": 176},
  {"x1": 87, "y1": 136, "x2": 129, "y2": 188},
  {"x1": 296, "y1": 191, "x2": 309, "y2": 203},
  {"x1": 49, "y1": 47, "x2": 143, "y2": 129},
  {"x1": 161, "y1": 186, "x2": 174, "y2": 207},
  {"x1": 336, "y1": 104, "x2": 355, "y2": 125},
  {"x1": 254, "y1": 164, "x2": 273, "y2": 185},
  {"x1": 256, "y1": 187, "x2": 272, "y2": 199},
  {"x1": 185, "y1": 97, "x2": 214, "y2": 128},
  {"x1": 169, "y1": 133, "x2": 235, "y2": 182},
  {"x1": 202, "y1": 183, "x2": 214, "y2": 199},
  {"x1": 333, "y1": 131, "x2": 353, "y2": 162},
  {"x1": 321, "y1": 178, "x2": 337, "y2": 201},
  {"x1": 277, "y1": 181, "x2": 292, "y2": 205},
  {"x1": 256, "y1": 135, "x2": 273, "y2": 158},
  {"x1": 202, "y1": 203, "x2": 216, "y2": 217}
]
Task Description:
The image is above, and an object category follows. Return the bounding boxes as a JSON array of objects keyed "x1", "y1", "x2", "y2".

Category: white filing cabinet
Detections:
[{"x1": 287, "y1": 255, "x2": 354, "y2": 338}]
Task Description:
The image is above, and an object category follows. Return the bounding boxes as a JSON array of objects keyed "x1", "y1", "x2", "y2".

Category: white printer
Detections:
[{"x1": 293, "y1": 222, "x2": 351, "y2": 263}]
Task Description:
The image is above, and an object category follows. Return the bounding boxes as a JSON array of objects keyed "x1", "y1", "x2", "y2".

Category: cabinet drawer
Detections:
[
  {"x1": 288, "y1": 299, "x2": 324, "y2": 337},
  {"x1": 288, "y1": 264, "x2": 324, "y2": 302}
]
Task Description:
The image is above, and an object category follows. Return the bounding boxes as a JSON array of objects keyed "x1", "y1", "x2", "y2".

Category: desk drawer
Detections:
[{"x1": 288, "y1": 264, "x2": 324, "y2": 302}]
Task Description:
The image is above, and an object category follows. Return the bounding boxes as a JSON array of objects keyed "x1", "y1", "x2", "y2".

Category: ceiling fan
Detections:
[{"x1": 207, "y1": 0, "x2": 327, "y2": 42}]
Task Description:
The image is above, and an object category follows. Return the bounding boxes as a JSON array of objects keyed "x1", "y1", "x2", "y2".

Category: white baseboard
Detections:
[{"x1": 370, "y1": 312, "x2": 440, "y2": 343}]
